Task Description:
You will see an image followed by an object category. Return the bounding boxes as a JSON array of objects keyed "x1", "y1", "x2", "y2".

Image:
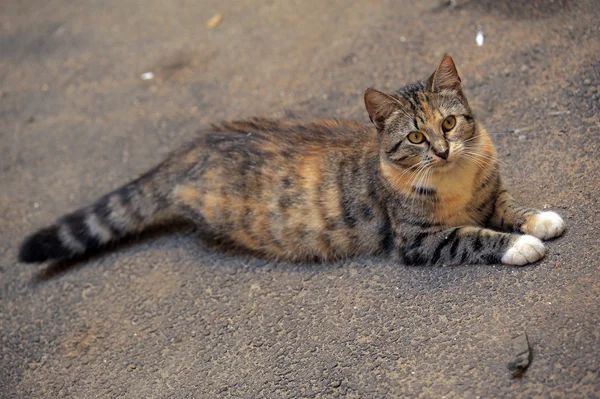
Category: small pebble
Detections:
[
  {"x1": 476, "y1": 31, "x2": 484, "y2": 47},
  {"x1": 206, "y1": 13, "x2": 223, "y2": 29},
  {"x1": 508, "y1": 333, "x2": 531, "y2": 378},
  {"x1": 583, "y1": 78, "x2": 591, "y2": 85},
  {"x1": 141, "y1": 72, "x2": 154, "y2": 80}
]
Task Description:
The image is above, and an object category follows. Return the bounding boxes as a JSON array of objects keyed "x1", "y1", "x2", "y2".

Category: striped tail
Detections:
[{"x1": 19, "y1": 168, "x2": 174, "y2": 263}]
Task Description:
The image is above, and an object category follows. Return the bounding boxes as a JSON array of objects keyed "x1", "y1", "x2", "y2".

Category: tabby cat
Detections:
[{"x1": 19, "y1": 55, "x2": 565, "y2": 266}]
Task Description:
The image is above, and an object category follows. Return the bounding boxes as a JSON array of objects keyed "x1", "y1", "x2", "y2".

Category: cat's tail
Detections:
[{"x1": 18, "y1": 162, "x2": 182, "y2": 264}]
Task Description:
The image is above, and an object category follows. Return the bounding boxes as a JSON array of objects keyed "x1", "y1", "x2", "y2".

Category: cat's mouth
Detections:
[{"x1": 433, "y1": 158, "x2": 456, "y2": 171}]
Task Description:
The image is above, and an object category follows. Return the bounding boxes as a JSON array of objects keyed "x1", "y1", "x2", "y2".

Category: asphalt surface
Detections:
[{"x1": 1, "y1": 0, "x2": 599, "y2": 397}]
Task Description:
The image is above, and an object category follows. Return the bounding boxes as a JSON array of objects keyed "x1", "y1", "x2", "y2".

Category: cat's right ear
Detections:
[{"x1": 364, "y1": 88, "x2": 402, "y2": 131}]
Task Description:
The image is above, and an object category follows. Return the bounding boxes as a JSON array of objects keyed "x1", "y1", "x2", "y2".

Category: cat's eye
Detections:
[
  {"x1": 407, "y1": 131, "x2": 426, "y2": 144},
  {"x1": 442, "y1": 115, "x2": 456, "y2": 132}
]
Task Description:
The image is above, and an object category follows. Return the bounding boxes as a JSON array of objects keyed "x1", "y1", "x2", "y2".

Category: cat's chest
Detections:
[{"x1": 429, "y1": 166, "x2": 478, "y2": 226}]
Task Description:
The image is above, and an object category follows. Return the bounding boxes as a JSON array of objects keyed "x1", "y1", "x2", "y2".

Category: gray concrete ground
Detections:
[{"x1": 1, "y1": 0, "x2": 599, "y2": 397}]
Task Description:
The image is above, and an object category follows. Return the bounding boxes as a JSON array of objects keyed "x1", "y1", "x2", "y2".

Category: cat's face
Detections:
[
  {"x1": 378, "y1": 87, "x2": 476, "y2": 171},
  {"x1": 365, "y1": 55, "x2": 479, "y2": 173}
]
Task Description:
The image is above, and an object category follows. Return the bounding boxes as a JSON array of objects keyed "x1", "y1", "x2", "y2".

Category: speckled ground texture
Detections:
[{"x1": 1, "y1": 0, "x2": 599, "y2": 397}]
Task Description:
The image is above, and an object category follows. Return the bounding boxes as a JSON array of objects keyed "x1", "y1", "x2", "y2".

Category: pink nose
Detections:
[{"x1": 435, "y1": 148, "x2": 449, "y2": 160}]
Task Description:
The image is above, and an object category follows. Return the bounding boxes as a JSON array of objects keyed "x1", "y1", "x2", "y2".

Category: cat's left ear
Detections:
[{"x1": 428, "y1": 54, "x2": 462, "y2": 92}]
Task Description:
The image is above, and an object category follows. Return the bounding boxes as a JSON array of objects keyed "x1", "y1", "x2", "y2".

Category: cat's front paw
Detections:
[
  {"x1": 522, "y1": 211, "x2": 565, "y2": 240},
  {"x1": 502, "y1": 235, "x2": 546, "y2": 266}
]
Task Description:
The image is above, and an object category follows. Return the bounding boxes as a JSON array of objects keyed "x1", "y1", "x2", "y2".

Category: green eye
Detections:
[
  {"x1": 407, "y1": 131, "x2": 426, "y2": 144},
  {"x1": 442, "y1": 115, "x2": 456, "y2": 132}
]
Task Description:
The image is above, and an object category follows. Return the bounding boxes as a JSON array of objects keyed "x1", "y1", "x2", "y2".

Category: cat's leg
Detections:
[
  {"x1": 488, "y1": 189, "x2": 565, "y2": 240},
  {"x1": 398, "y1": 225, "x2": 545, "y2": 266}
]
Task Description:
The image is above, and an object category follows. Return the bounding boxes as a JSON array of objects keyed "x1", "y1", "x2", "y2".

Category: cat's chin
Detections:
[{"x1": 433, "y1": 160, "x2": 456, "y2": 172}]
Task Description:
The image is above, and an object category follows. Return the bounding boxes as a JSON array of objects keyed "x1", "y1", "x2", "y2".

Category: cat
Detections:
[{"x1": 18, "y1": 55, "x2": 565, "y2": 266}]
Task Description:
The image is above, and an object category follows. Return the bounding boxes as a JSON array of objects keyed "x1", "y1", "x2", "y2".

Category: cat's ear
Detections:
[
  {"x1": 428, "y1": 54, "x2": 462, "y2": 92},
  {"x1": 364, "y1": 88, "x2": 403, "y2": 131}
]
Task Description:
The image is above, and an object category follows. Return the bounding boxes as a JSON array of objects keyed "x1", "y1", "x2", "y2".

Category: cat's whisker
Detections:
[
  {"x1": 408, "y1": 161, "x2": 432, "y2": 212},
  {"x1": 396, "y1": 161, "x2": 427, "y2": 178},
  {"x1": 463, "y1": 158, "x2": 487, "y2": 171},
  {"x1": 421, "y1": 166, "x2": 434, "y2": 216},
  {"x1": 400, "y1": 161, "x2": 425, "y2": 188},
  {"x1": 462, "y1": 134, "x2": 483, "y2": 144},
  {"x1": 461, "y1": 150, "x2": 507, "y2": 169},
  {"x1": 460, "y1": 153, "x2": 490, "y2": 170},
  {"x1": 457, "y1": 150, "x2": 489, "y2": 169},
  {"x1": 410, "y1": 169, "x2": 425, "y2": 210},
  {"x1": 461, "y1": 151, "x2": 495, "y2": 162},
  {"x1": 459, "y1": 146, "x2": 495, "y2": 160},
  {"x1": 459, "y1": 152, "x2": 484, "y2": 165}
]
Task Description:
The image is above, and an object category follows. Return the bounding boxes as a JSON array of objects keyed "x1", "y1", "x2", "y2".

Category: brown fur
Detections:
[{"x1": 19, "y1": 55, "x2": 564, "y2": 266}]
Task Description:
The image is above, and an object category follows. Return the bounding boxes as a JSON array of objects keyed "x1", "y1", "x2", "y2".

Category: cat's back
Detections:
[
  {"x1": 207, "y1": 118, "x2": 373, "y2": 153},
  {"x1": 190, "y1": 117, "x2": 376, "y2": 181}
]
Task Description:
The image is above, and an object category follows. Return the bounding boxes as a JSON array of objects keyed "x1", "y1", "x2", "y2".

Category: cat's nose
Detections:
[{"x1": 435, "y1": 148, "x2": 449, "y2": 160}]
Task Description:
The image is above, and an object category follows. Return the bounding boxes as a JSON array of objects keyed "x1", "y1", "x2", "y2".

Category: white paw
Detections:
[
  {"x1": 525, "y1": 211, "x2": 565, "y2": 240},
  {"x1": 501, "y1": 235, "x2": 546, "y2": 266}
]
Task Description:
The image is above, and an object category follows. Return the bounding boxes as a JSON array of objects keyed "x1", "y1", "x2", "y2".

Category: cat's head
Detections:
[{"x1": 365, "y1": 55, "x2": 478, "y2": 172}]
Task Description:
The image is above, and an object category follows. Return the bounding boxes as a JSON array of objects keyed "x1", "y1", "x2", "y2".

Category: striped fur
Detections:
[{"x1": 19, "y1": 55, "x2": 564, "y2": 266}]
